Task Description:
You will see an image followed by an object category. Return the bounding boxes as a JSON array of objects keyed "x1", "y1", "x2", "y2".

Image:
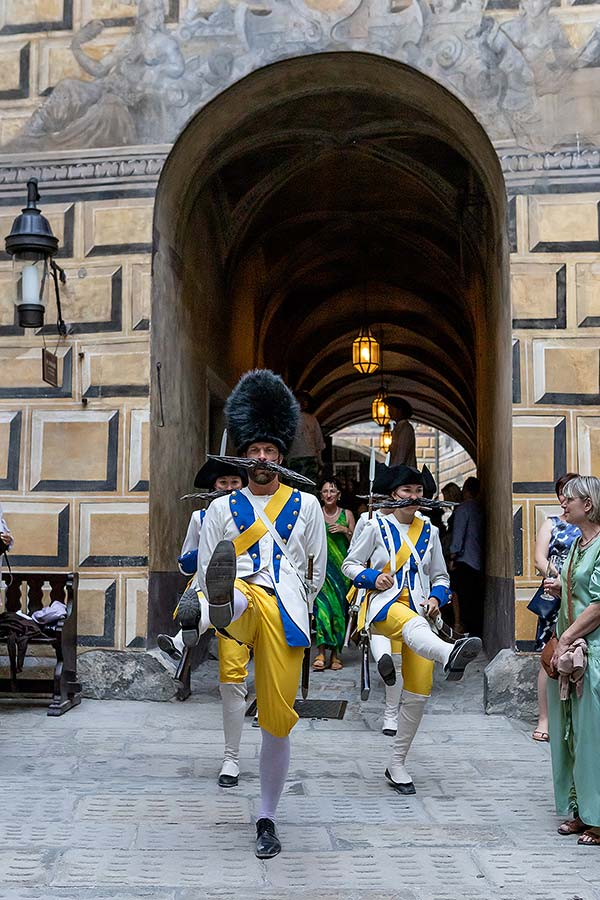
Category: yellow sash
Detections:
[
  {"x1": 354, "y1": 515, "x2": 426, "y2": 631},
  {"x1": 231, "y1": 484, "x2": 294, "y2": 557}
]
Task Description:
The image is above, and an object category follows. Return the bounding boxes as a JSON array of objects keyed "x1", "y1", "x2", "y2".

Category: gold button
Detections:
[
  {"x1": 287, "y1": 524, "x2": 292, "y2": 530},
  {"x1": 233, "y1": 512, "x2": 238, "y2": 517},
  {"x1": 283, "y1": 538, "x2": 287, "y2": 544},
  {"x1": 231, "y1": 499, "x2": 236, "y2": 505},
  {"x1": 240, "y1": 525, "x2": 245, "y2": 531},
  {"x1": 252, "y1": 553, "x2": 257, "y2": 559},
  {"x1": 294, "y1": 497, "x2": 299, "y2": 502},
  {"x1": 276, "y1": 554, "x2": 281, "y2": 560},
  {"x1": 293, "y1": 510, "x2": 298, "y2": 516}
]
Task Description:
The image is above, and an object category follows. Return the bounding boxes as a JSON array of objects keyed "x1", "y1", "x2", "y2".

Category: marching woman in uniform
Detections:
[
  {"x1": 178, "y1": 370, "x2": 327, "y2": 859},
  {"x1": 157, "y1": 459, "x2": 251, "y2": 789},
  {"x1": 342, "y1": 464, "x2": 481, "y2": 794}
]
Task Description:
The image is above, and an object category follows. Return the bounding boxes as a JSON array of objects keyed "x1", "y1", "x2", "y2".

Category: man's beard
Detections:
[{"x1": 249, "y1": 466, "x2": 278, "y2": 486}]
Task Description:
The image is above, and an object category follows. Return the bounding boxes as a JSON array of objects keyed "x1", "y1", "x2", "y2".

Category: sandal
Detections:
[
  {"x1": 532, "y1": 730, "x2": 549, "y2": 742},
  {"x1": 558, "y1": 817, "x2": 588, "y2": 836},
  {"x1": 312, "y1": 654, "x2": 326, "y2": 671},
  {"x1": 578, "y1": 829, "x2": 600, "y2": 846},
  {"x1": 329, "y1": 656, "x2": 343, "y2": 671}
]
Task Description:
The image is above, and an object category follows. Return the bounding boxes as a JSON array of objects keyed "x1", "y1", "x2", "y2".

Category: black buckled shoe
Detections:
[
  {"x1": 157, "y1": 633, "x2": 182, "y2": 661},
  {"x1": 177, "y1": 587, "x2": 202, "y2": 648},
  {"x1": 206, "y1": 540, "x2": 237, "y2": 631},
  {"x1": 255, "y1": 818, "x2": 281, "y2": 859},
  {"x1": 377, "y1": 653, "x2": 396, "y2": 686},
  {"x1": 218, "y1": 773, "x2": 239, "y2": 787},
  {"x1": 444, "y1": 636, "x2": 482, "y2": 681},
  {"x1": 385, "y1": 768, "x2": 416, "y2": 795}
]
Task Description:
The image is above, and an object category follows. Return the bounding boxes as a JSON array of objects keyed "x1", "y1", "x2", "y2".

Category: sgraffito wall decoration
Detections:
[{"x1": 0, "y1": 0, "x2": 599, "y2": 647}]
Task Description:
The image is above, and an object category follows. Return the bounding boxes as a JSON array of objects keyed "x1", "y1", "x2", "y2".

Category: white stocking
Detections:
[
  {"x1": 173, "y1": 629, "x2": 184, "y2": 653},
  {"x1": 401, "y1": 616, "x2": 452, "y2": 666},
  {"x1": 232, "y1": 588, "x2": 249, "y2": 623},
  {"x1": 383, "y1": 654, "x2": 403, "y2": 732},
  {"x1": 388, "y1": 690, "x2": 428, "y2": 784},
  {"x1": 370, "y1": 632, "x2": 392, "y2": 663},
  {"x1": 258, "y1": 729, "x2": 290, "y2": 822},
  {"x1": 219, "y1": 681, "x2": 247, "y2": 779}
]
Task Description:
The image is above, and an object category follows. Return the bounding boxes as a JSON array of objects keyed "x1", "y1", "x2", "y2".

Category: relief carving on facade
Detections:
[{"x1": 3, "y1": 0, "x2": 600, "y2": 153}]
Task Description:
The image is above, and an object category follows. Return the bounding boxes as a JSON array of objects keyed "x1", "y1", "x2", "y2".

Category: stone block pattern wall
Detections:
[
  {"x1": 0, "y1": 0, "x2": 600, "y2": 651},
  {"x1": 0, "y1": 187, "x2": 152, "y2": 650},
  {"x1": 511, "y1": 190, "x2": 600, "y2": 646}
]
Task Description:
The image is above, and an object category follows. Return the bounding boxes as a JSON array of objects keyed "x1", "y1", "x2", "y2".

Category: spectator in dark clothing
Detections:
[{"x1": 449, "y1": 477, "x2": 484, "y2": 637}]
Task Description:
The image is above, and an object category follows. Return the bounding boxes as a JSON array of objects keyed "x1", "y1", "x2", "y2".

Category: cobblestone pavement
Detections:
[{"x1": 1, "y1": 646, "x2": 598, "y2": 900}]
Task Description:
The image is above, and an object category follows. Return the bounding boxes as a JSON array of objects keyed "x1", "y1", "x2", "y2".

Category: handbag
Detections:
[
  {"x1": 527, "y1": 583, "x2": 560, "y2": 620},
  {"x1": 541, "y1": 634, "x2": 559, "y2": 679},
  {"x1": 540, "y1": 545, "x2": 577, "y2": 679}
]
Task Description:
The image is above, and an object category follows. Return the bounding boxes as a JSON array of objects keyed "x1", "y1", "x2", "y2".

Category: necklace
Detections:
[
  {"x1": 323, "y1": 506, "x2": 340, "y2": 521},
  {"x1": 578, "y1": 530, "x2": 600, "y2": 549}
]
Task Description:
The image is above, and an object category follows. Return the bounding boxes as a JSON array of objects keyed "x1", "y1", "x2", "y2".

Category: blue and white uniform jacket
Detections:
[
  {"x1": 342, "y1": 512, "x2": 451, "y2": 627},
  {"x1": 197, "y1": 486, "x2": 327, "y2": 648},
  {"x1": 178, "y1": 509, "x2": 206, "y2": 584}
]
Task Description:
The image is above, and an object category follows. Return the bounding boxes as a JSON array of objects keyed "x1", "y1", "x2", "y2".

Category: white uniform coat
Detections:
[
  {"x1": 178, "y1": 509, "x2": 205, "y2": 584},
  {"x1": 197, "y1": 485, "x2": 327, "y2": 646},
  {"x1": 342, "y1": 512, "x2": 450, "y2": 627}
]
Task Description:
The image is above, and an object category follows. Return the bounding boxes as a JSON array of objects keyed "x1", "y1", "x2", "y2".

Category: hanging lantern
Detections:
[
  {"x1": 4, "y1": 178, "x2": 67, "y2": 332},
  {"x1": 352, "y1": 326, "x2": 380, "y2": 375},
  {"x1": 371, "y1": 389, "x2": 390, "y2": 427},
  {"x1": 379, "y1": 423, "x2": 393, "y2": 454}
]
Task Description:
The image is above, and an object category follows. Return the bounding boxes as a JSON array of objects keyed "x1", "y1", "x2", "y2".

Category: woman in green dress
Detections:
[
  {"x1": 313, "y1": 478, "x2": 355, "y2": 671},
  {"x1": 544, "y1": 475, "x2": 600, "y2": 846}
]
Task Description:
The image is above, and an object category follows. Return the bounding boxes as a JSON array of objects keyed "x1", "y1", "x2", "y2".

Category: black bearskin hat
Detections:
[{"x1": 225, "y1": 369, "x2": 300, "y2": 454}]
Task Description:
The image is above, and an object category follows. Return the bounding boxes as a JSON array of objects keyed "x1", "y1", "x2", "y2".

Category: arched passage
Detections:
[{"x1": 149, "y1": 52, "x2": 513, "y2": 657}]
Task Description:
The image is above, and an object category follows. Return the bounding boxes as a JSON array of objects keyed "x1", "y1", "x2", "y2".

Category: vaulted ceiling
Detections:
[{"x1": 191, "y1": 76, "x2": 494, "y2": 458}]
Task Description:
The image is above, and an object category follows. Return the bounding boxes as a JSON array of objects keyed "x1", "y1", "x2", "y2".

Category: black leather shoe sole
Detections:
[
  {"x1": 177, "y1": 588, "x2": 201, "y2": 647},
  {"x1": 206, "y1": 541, "x2": 237, "y2": 631},
  {"x1": 157, "y1": 634, "x2": 182, "y2": 661},
  {"x1": 385, "y1": 768, "x2": 416, "y2": 795},
  {"x1": 218, "y1": 773, "x2": 239, "y2": 787},
  {"x1": 445, "y1": 636, "x2": 482, "y2": 681},
  {"x1": 382, "y1": 728, "x2": 397, "y2": 737},
  {"x1": 377, "y1": 653, "x2": 396, "y2": 686},
  {"x1": 255, "y1": 818, "x2": 281, "y2": 859}
]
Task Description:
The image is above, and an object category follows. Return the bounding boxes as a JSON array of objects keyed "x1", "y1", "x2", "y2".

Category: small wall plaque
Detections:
[{"x1": 42, "y1": 348, "x2": 59, "y2": 387}]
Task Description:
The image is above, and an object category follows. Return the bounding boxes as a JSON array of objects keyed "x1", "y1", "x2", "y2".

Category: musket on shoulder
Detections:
[
  {"x1": 179, "y1": 489, "x2": 231, "y2": 503},
  {"x1": 206, "y1": 454, "x2": 316, "y2": 487},
  {"x1": 301, "y1": 554, "x2": 315, "y2": 700}
]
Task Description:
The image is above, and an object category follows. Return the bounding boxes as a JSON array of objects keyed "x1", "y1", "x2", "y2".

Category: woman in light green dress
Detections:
[{"x1": 545, "y1": 475, "x2": 600, "y2": 846}]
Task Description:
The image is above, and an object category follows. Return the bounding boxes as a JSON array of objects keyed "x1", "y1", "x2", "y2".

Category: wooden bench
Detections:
[{"x1": 0, "y1": 572, "x2": 81, "y2": 716}]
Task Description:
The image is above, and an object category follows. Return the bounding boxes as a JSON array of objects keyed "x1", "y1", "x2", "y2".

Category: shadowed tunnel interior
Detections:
[
  {"x1": 149, "y1": 53, "x2": 515, "y2": 655},
  {"x1": 218, "y1": 95, "x2": 483, "y2": 455}
]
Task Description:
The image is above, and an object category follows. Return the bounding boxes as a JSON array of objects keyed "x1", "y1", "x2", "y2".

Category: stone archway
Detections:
[{"x1": 149, "y1": 52, "x2": 513, "y2": 658}]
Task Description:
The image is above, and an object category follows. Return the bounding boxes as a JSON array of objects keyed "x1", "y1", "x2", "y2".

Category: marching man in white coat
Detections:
[
  {"x1": 342, "y1": 464, "x2": 481, "y2": 795},
  {"x1": 178, "y1": 369, "x2": 327, "y2": 859}
]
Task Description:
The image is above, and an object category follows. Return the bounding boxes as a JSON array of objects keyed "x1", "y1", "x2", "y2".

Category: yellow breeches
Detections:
[
  {"x1": 371, "y1": 599, "x2": 434, "y2": 697},
  {"x1": 217, "y1": 633, "x2": 251, "y2": 684},
  {"x1": 223, "y1": 579, "x2": 304, "y2": 738}
]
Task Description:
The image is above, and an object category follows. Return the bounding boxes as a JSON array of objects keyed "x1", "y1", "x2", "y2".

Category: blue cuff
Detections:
[
  {"x1": 430, "y1": 584, "x2": 452, "y2": 607},
  {"x1": 353, "y1": 568, "x2": 381, "y2": 590},
  {"x1": 178, "y1": 549, "x2": 198, "y2": 576}
]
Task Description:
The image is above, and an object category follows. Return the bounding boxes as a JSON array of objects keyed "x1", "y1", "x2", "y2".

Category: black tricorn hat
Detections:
[
  {"x1": 421, "y1": 464, "x2": 437, "y2": 499},
  {"x1": 373, "y1": 461, "x2": 391, "y2": 494},
  {"x1": 225, "y1": 369, "x2": 300, "y2": 453},
  {"x1": 193, "y1": 459, "x2": 247, "y2": 490},
  {"x1": 387, "y1": 464, "x2": 436, "y2": 495}
]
